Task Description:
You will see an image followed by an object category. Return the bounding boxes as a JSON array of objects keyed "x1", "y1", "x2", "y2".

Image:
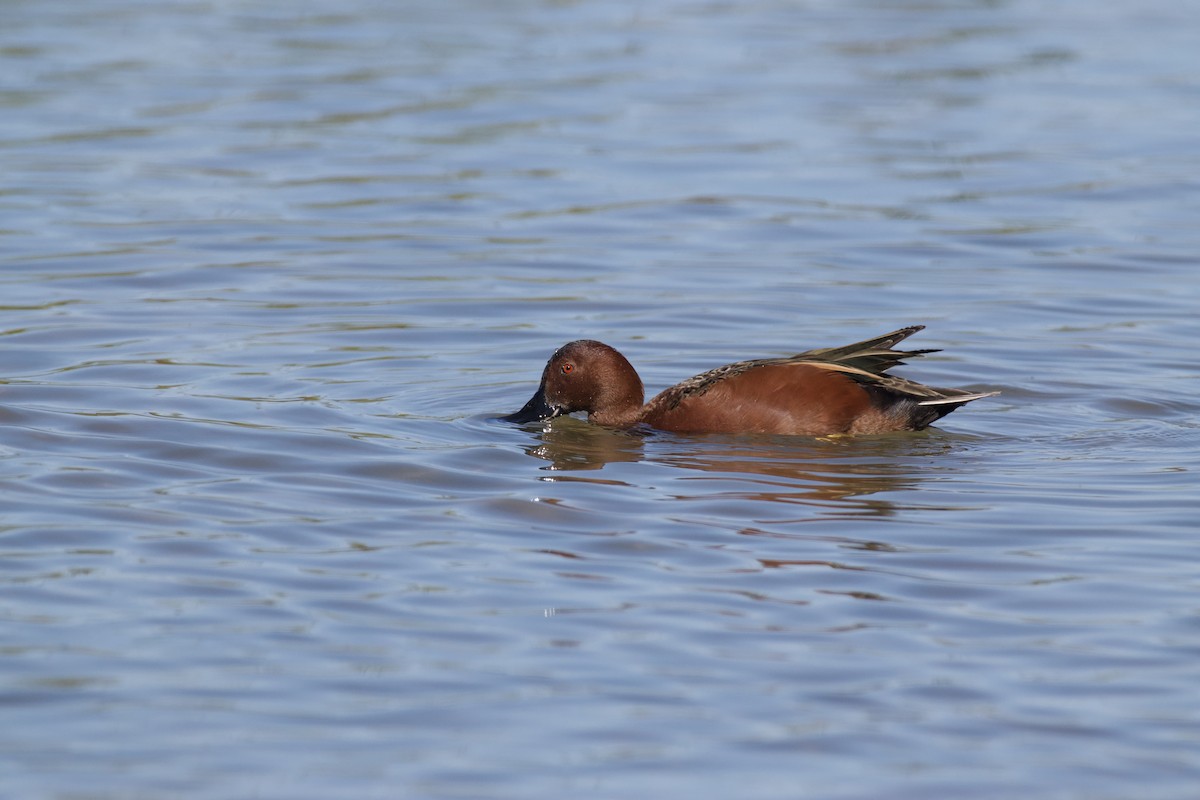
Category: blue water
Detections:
[{"x1": 3, "y1": 1, "x2": 1199, "y2": 798}]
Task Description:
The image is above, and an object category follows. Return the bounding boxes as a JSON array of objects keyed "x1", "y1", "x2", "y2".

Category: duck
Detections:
[{"x1": 501, "y1": 325, "x2": 996, "y2": 436}]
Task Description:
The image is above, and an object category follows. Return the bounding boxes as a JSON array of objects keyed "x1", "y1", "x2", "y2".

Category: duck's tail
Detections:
[
  {"x1": 802, "y1": 327, "x2": 999, "y2": 430},
  {"x1": 905, "y1": 388, "x2": 1000, "y2": 428}
]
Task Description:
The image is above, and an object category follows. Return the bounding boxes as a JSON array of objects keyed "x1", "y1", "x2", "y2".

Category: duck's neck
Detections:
[
  {"x1": 589, "y1": 401, "x2": 644, "y2": 428},
  {"x1": 588, "y1": 367, "x2": 645, "y2": 428}
]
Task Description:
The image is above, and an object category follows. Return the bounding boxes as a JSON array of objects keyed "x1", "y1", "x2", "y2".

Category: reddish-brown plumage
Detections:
[{"x1": 502, "y1": 326, "x2": 996, "y2": 437}]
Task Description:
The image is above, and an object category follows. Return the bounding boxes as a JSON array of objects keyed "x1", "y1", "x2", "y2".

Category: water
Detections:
[{"x1": 3, "y1": 1, "x2": 1199, "y2": 797}]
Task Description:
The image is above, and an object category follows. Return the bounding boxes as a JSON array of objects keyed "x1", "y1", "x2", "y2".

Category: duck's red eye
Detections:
[{"x1": 561, "y1": 362, "x2": 574, "y2": 375}]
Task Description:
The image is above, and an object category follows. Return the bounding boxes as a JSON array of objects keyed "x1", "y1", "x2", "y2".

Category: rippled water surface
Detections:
[{"x1": 3, "y1": 1, "x2": 1200, "y2": 798}]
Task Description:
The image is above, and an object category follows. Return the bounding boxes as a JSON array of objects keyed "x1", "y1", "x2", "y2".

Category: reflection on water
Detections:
[
  {"x1": 516, "y1": 416, "x2": 647, "y2": 472},
  {"x1": 515, "y1": 415, "x2": 979, "y2": 514}
]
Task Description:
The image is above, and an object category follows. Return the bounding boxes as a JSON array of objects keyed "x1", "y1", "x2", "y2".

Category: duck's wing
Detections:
[
  {"x1": 793, "y1": 325, "x2": 937, "y2": 375},
  {"x1": 657, "y1": 326, "x2": 996, "y2": 410},
  {"x1": 795, "y1": 326, "x2": 998, "y2": 404},
  {"x1": 803, "y1": 359, "x2": 999, "y2": 403}
]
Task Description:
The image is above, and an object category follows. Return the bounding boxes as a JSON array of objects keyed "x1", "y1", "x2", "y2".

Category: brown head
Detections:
[{"x1": 502, "y1": 340, "x2": 645, "y2": 427}]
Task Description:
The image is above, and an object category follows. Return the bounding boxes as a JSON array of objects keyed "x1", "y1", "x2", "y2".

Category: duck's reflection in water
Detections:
[
  {"x1": 520, "y1": 417, "x2": 646, "y2": 474},
  {"x1": 513, "y1": 418, "x2": 984, "y2": 608},
  {"x1": 517, "y1": 416, "x2": 969, "y2": 515}
]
